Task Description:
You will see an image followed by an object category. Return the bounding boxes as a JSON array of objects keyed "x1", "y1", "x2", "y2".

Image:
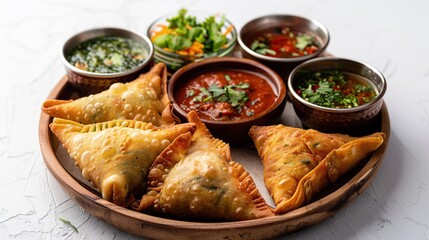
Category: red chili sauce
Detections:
[
  {"x1": 175, "y1": 69, "x2": 277, "y2": 121},
  {"x1": 250, "y1": 27, "x2": 319, "y2": 58}
]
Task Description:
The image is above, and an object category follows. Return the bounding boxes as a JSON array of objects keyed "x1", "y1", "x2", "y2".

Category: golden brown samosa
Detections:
[
  {"x1": 133, "y1": 111, "x2": 274, "y2": 220},
  {"x1": 249, "y1": 125, "x2": 384, "y2": 214},
  {"x1": 50, "y1": 118, "x2": 195, "y2": 206},
  {"x1": 42, "y1": 63, "x2": 175, "y2": 126}
]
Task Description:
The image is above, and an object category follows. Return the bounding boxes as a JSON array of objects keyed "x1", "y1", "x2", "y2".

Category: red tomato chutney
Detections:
[
  {"x1": 175, "y1": 69, "x2": 277, "y2": 121},
  {"x1": 250, "y1": 27, "x2": 319, "y2": 58}
]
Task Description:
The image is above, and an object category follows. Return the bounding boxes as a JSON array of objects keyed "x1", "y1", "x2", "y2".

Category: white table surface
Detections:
[{"x1": 1, "y1": 0, "x2": 428, "y2": 239}]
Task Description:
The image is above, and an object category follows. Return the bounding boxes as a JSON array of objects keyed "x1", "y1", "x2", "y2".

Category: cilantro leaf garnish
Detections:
[
  {"x1": 295, "y1": 34, "x2": 314, "y2": 50},
  {"x1": 194, "y1": 82, "x2": 250, "y2": 108},
  {"x1": 251, "y1": 39, "x2": 276, "y2": 55},
  {"x1": 186, "y1": 89, "x2": 195, "y2": 97},
  {"x1": 59, "y1": 218, "x2": 78, "y2": 233},
  {"x1": 295, "y1": 70, "x2": 376, "y2": 108},
  {"x1": 315, "y1": 81, "x2": 332, "y2": 94},
  {"x1": 227, "y1": 85, "x2": 249, "y2": 107}
]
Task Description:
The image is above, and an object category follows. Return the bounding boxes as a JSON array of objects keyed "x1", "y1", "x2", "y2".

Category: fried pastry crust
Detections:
[
  {"x1": 249, "y1": 124, "x2": 384, "y2": 214},
  {"x1": 133, "y1": 111, "x2": 274, "y2": 220},
  {"x1": 43, "y1": 63, "x2": 175, "y2": 126},
  {"x1": 50, "y1": 118, "x2": 195, "y2": 206}
]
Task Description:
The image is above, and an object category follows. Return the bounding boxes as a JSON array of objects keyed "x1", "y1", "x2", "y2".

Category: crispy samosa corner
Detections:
[
  {"x1": 249, "y1": 124, "x2": 384, "y2": 214},
  {"x1": 133, "y1": 111, "x2": 274, "y2": 220},
  {"x1": 49, "y1": 118, "x2": 195, "y2": 206},
  {"x1": 42, "y1": 63, "x2": 175, "y2": 126}
]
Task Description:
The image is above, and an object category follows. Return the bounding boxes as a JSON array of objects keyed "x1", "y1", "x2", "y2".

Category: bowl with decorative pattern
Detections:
[
  {"x1": 238, "y1": 14, "x2": 330, "y2": 78},
  {"x1": 61, "y1": 27, "x2": 154, "y2": 96},
  {"x1": 287, "y1": 57, "x2": 387, "y2": 135}
]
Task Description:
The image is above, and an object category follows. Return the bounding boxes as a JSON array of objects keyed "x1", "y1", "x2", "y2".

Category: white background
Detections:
[{"x1": 1, "y1": 0, "x2": 428, "y2": 239}]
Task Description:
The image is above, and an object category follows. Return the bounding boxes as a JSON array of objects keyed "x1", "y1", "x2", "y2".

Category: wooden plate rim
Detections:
[{"x1": 38, "y1": 75, "x2": 390, "y2": 238}]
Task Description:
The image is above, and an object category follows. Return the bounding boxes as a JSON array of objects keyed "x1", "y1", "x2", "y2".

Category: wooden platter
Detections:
[{"x1": 39, "y1": 75, "x2": 390, "y2": 240}]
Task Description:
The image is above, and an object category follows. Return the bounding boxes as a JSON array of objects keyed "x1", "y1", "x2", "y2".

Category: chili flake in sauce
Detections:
[
  {"x1": 294, "y1": 70, "x2": 378, "y2": 108},
  {"x1": 176, "y1": 70, "x2": 276, "y2": 121},
  {"x1": 250, "y1": 27, "x2": 319, "y2": 58},
  {"x1": 67, "y1": 36, "x2": 146, "y2": 73}
]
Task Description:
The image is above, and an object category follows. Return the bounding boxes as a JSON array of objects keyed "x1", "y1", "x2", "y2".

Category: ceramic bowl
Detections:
[
  {"x1": 147, "y1": 11, "x2": 237, "y2": 75},
  {"x1": 238, "y1": 14, "x2": 329, "y2": 78},
  {"x1": 168, "y1": 57, "x2": 287, "y2": 145},
  {"x1": 288, "y1": 57, "x2": 387, "y2": 135},
  {"x1": 61, "y1": 27, "x2": 154, "y2": 95}
]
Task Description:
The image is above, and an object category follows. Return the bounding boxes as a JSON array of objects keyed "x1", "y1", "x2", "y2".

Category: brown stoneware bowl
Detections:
[
  {"x1": 61, "y1": 27, "x2": 154, "y2": 96},
  {"x1": 168, "y1": 57, "x2": 287, "y2": 145},
  {"x1": 288, "y1": 57, "x2": 387, "y2": 136},
  {"x1": 238, "y1": 14, "x2": 329, "y2": 79}
]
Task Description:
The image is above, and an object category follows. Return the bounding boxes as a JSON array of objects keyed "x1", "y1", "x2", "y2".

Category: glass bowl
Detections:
[{"x1": 147, "y1": 10, "x2": 237, "y2": 74}]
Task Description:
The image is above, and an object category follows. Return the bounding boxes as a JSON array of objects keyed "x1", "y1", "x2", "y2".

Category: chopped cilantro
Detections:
[
  {"x1": 295, "y1": 34, "x2": 314, "y2": 50},
  {"x1": 295, "y1": 70, "x2": 377, "y2": 108},
  {"x1": 59, "y1": 218, "x2": 78, "y2": 233},
  {"x1": 251, "y1": 39, "x2": 277, "y2": 55},
  {"x1": 186, "y1": 89, "x2": 195, "y2": 97},
  {"x1": 193, "y1": 82, "x2": 250, "y2": 108}
]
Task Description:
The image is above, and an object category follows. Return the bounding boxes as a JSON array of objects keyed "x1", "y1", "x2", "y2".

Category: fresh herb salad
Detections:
[
  {"x1": 150, "y1": 8, "x2": 233, "y2": 55},
  {"x1": 294, "y1": 70, "x2": 377, "y2": 108},
  {"x1": 67, "y1": 36, "x2": 146, "y2": 73}
]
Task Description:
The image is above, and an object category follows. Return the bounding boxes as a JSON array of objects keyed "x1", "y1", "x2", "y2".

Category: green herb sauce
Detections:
[
  {"x1": 67, "y1": 36, "x2": 146, "y2": 73},
  {"x1": 294, "y1": 70, "x2": 378, "y2": 108}
]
